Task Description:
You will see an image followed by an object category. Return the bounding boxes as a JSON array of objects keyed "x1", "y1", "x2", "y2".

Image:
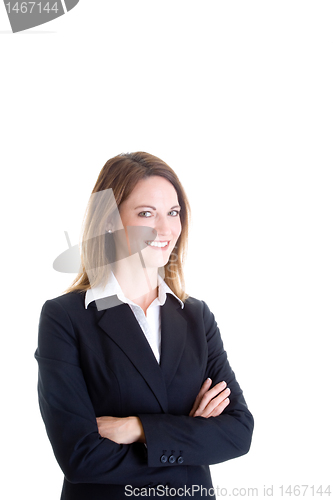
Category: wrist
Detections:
[{"x1": 130, "y1": 416, "x2": 146, "y2": 443}]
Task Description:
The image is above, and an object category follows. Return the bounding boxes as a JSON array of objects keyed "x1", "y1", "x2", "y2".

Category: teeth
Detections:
[{"x1": 147, "y1": 241, "x2": 168, "y2": 248}]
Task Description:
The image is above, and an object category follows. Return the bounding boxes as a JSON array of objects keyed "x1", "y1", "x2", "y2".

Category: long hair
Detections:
[{"x1": 66, "y1": 152, "x2": 190, "y2": 301}]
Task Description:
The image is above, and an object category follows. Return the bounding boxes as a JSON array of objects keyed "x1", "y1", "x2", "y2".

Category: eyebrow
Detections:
[{"x1": 134, "y1": 205, "x2": 181, "y2": 210}]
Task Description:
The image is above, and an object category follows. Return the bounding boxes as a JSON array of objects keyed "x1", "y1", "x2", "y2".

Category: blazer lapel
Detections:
[
  {"x1": 96, "y1": 299, "x2": 169, "y2": 413},
  {"x1": 160, "y1": 295, "x2": 188, "y2": 388}
]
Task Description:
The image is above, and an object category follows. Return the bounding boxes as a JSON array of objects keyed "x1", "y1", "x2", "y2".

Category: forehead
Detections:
[{"x1": 127, "y1": 176, "x2": 179, "y2": 205}]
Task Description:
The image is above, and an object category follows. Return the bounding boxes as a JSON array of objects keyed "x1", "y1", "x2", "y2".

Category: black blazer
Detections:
[{"x1": 35, "y1": 291, "x2": 254, "y2": 500}]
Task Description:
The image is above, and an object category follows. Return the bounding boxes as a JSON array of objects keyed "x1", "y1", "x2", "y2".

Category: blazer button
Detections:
[
  {"x1": 177, "y1": 456, "x2": 184, "y2": 464},
  {"x1": 168, "y1": 455, "x2": 176, "y2": 464},
  {"x1": 160, "y1": 454, "x2": 167, "y2": 463}
]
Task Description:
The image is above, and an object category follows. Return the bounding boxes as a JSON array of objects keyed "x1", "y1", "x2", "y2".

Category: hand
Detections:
[
  {"x1": 189, "y1": 378, "x2": 231, "y2": 418},
  {"x1": 96, "y1": 416, "x2": 146, "y2": 444}
]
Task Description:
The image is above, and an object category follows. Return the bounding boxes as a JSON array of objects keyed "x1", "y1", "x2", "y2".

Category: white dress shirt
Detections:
[{"x1": 85, "y1": 273, "x2": 184, "y2": 364}]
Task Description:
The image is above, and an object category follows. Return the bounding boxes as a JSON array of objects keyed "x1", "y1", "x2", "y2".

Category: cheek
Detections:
[{"x1": 173, "y1": 219, "x2": 182, "y2": 239}]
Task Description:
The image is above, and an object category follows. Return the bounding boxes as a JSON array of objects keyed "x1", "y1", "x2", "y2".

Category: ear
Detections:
[
  {"x1": 105, "y1": 214, "x2": 115, "y2": 233},
  {"x1": 106, "y1": 210, "x2": 124, "y2": 232}
]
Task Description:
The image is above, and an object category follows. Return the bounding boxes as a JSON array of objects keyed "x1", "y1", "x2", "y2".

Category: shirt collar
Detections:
[{"x1": 85, "y1": 272, "x2": 184, "y2": 310}]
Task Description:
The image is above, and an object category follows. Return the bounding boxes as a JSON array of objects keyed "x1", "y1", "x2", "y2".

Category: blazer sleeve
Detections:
[
  {"x1": 138, "y1": 300, "x2": 254, "y2": 467},
  {"x1": 34, "y1": 298, "x2": 182, "y2": 486}
]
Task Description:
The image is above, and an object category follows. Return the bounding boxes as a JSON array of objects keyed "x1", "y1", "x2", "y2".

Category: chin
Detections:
[{"x1": 141, "y1": 249, "x2": 170, "y2": 269}]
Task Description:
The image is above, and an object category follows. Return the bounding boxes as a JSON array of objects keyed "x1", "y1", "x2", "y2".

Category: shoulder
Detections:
[
  {"x1": 37, "y1": 292, "x2": 89, "y2": 360},
  {"x1": 41, "y1": 291, "x2": 86, "y2": 318},
  {"x1": 184, "y1": 295, "x2": 212, "y2": 313},
  {"x1": 182, "y1": 295, "x2": 216, "y2": 326}
]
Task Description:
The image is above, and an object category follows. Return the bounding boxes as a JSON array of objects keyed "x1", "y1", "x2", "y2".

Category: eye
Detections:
[
  {"x1": 169, "y1": 210, "x2": 180, "y2": 217},
  {"x1": 138, "y1": 211, "x2": 153, "y2": 218}
]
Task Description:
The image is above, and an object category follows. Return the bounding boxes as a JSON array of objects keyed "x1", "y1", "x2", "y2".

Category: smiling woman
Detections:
[
  {"x1": 34, "y1": 152, "x2": 254, "y2": 500},
  {"x1": 67, "y1": 152, "x2": 191, "y2": 303}
]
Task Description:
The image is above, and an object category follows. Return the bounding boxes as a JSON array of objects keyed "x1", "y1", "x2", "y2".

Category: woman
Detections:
[{"x1": 35, "y1": 152, "x2": 254, "y2": 499}]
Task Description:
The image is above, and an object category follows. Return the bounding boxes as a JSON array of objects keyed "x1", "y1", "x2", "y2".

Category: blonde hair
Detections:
[{"x1": 66, "y1": 152, "x2": 190, "y2": 302}]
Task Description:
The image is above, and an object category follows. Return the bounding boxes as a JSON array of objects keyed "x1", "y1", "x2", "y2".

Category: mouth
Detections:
[{"x1": 145, "y1": 240, "x2": 170, "y2": 249}]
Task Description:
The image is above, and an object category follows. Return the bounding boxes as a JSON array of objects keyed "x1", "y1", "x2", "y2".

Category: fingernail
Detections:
[{"x1": 206, "y1": 378, "x2": 212, "y2": 383}]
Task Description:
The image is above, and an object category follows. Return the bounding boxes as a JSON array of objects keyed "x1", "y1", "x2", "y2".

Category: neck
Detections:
[{"x1": 111, "y1": 253, "x2": 159, "y2": 312}]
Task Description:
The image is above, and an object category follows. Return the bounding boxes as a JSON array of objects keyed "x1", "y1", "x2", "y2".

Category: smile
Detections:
[{"x1": 145, "y1": 241, "x2": 169, "y2": 248}]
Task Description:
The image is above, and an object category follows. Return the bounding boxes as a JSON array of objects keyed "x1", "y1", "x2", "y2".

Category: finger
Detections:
[
  {"x1": 189, "y1": 378, "x2": 212, "y2": 416},
  {"x1": 197, "y1": 387, "x2": 231, "y2": 418},
  {"x1": 195, "y1": 378, "x2": 213, "y2": 402},
  {"x1": 207, "y1": 397, "x2": 230, "y2": 418},
  {"x1": 194, "y1": 381, "x2": 227, "y2": 416},
  {"x1": 208, "y1": 390, "x2": 231, "y2": 417},
  {"x1": 192, "y1": 382, "x2": 225, "y2": 416},
  {"x1": 203, "y1": 387, "x2": 230, "y2": 416},
  {"x1": 194, "y1": 386, "x2": 230, "y2": 418}
]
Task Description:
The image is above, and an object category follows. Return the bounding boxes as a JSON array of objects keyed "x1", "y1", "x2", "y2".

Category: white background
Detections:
[{"x1": 1, "y1": 1, "x2": 332, "y2": 498}]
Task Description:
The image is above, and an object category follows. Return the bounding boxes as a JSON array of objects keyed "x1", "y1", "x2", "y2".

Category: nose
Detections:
[{"x1": 155, "y1": 215, "x2": 172, "y2": 237}]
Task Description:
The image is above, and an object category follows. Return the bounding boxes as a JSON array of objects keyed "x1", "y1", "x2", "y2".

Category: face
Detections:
[{"x1": 116, "y1": 176, "x2": 182, "y2": 269}]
